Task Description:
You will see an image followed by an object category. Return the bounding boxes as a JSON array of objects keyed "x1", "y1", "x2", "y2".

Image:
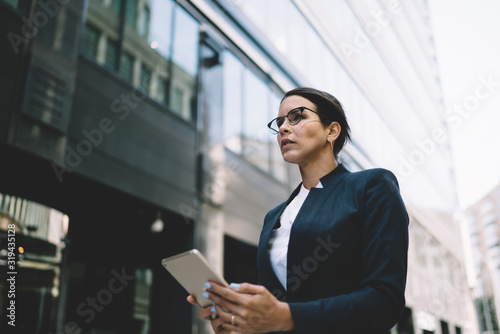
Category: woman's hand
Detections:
[{"x1": 201, "y1": 282, "x2": 295, "y2": 333}]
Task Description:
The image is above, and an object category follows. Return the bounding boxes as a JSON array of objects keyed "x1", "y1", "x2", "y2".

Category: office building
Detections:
[{"x1": 465, "y1": 185, "x2": 500, "y2": 333}]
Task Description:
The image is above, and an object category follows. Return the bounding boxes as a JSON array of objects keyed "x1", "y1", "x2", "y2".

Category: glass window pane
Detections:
[
  {"x1": 148, "y1": 0, "x2": 174, "y2": 59},
  {"x1": 154, "y1": 77, "x2": 167, "y2": 105},
  {"x1": 169, "y1": 7, "x2": 199, "y2": 121},
  {"x1": 120, "y1": 52, "x2": 134, "y2": 82},
  {"x1": 171, "y1": 87, "x2": 183, "y2": 115},
  {"x1": 118, "y1": 0, "x2": 173, "y2": 102},
  {"x1": 268, "y1": 0, "x2": 287, "y2": 54},
  {"x1": 140, "y1": 64, "x2": 151, "y2": 94},
  {"x1": 140, "y1": 7, "x2": 150, "y2": 37},
  {"x1": 104, "y1": 39, "x2": 118, "y2": 70},
  {"x1": 242, "y1": 69, "x2": 269, "y2": 172},
  {"x1": 286, "y1": 3, "x2": 307, "y2": 72},
  {"x1": 125, "y1": 0, "x2": 138, "y2": 28},
  {"x1": 223, "y1": 51, "x2": 244, "y2": 154},
  {"x1": 83, "y1": 0, "x2": 121, "y2": 66},
  {"x1": 110, "y1": 0, "x2": 120, "y2": 13},
  {"x1": 171, "y1": 8, "x2": 199, "y2": 77},
  {"x1": 81, "y1": 25, "x2": 99, "y2": 60}
]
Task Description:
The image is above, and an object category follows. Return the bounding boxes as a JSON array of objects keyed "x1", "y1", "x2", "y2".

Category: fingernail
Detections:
[
  {"x1": 212, "y1": 301, "x2": 216, "y2": 305},
  {"x1": 202, "y1": 292, "x2": 209, "y2": 299},
  {"x1": 210, "y1": 306, "x2": 216, "y2": 312},
  {"x1": 204, "y1": 282, "x2": 211, "y2": 289},
  {"x1": 230, "y1": 283, "x2": 240, "y2": 290}
]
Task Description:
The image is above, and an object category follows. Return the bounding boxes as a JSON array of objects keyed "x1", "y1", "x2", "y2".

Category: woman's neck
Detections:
[{"x1": 299, "y1": 159, "x2": 338, "y2": 190}]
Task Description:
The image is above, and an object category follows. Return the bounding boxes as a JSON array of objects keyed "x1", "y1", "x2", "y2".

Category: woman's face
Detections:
[{"x1": 277, "y1": 95, "x2": 332, "y2": 166}]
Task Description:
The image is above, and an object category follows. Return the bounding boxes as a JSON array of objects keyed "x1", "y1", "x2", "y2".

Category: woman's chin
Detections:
[{"x1": 282, "y1": 152, "x2": 300, "y2": 164}]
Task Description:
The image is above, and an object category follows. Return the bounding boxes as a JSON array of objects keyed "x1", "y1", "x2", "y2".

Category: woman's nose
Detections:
[{"x1": 279, "y1": 119, "x2": 292, "y2": 133}]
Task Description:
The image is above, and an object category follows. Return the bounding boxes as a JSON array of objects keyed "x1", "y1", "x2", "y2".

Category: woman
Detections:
[{"x1": 188, "y1": 87, "x2": 409, "y2": 333}]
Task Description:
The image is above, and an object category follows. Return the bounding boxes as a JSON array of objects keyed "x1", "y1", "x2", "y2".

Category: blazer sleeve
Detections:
[{"x1": 288, "y1": 169, "x2": 409, "y2": 333}]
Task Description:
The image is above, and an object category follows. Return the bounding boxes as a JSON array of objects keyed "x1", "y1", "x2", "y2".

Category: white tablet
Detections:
[{"x1": 161, "y1": 249, "x2": 229, "y2": 307}]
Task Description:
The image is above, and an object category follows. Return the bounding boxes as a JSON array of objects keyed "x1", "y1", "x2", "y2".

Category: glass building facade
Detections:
[
  {"x1": 0, "y1": 0, "x2": 478, "y2": 333},
  {"x1": 464, "y1": 186, "x2": 500, "y2": 333}
]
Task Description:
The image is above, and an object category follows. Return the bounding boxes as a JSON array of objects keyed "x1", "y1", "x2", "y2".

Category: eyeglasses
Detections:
[{"x1": 267, "y1": 106, "x2": 321, "y2": 134}]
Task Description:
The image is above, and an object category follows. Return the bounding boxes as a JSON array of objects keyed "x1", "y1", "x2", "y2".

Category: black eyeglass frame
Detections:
[{"x1": 267, "y1": 106, "x2": 321, "y2": 134}]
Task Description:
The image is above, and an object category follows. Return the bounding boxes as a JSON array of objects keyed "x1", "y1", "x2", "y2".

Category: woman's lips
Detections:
[{"x1": 281, "y1": 138, "x2": 295, "y2": 148}]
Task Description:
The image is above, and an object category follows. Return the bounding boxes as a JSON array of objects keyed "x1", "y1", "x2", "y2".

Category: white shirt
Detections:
[{"x1": 268, "y1": 181, "x2": 323, "y2": 290}]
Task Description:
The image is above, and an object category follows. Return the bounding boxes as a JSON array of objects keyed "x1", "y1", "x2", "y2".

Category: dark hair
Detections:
[{"x1": 282, "y1": 87, "x2": 351, "y2": 159}]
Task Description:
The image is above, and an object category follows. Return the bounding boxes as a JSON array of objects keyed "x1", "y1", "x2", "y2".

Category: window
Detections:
[
  {"x1": 120, "y1": 52, "x2": 134, "y2": 82},
  {"x1": 242, "y1": 69, "x2": 270, "y2": 172},
  {"x1": 81, "y1": 25, "x2": 99, "y2": 60},
  {"x1": 221, "y1": 51, "x2": 289, "y2": 181},
  {"x1": 223, "y1": 52, "x2": 244, "y2": 154},
  {"x1": 440, "y1": 320, "x2": 450, "y2": 334},
  {"x1": 125, "y1": 0, "x2": 137, "y2": 28},
  {"x1": 110, "y1": 0, "x2": 120, "y2": 13},
  {"x1": 169, "y1": 7, "x2": 199, "y2": 120},
  {"x1": 104, "y1": 39, "x2": 118, "y2": 70},
  {"x1": 154, "y1": 78, "x2": 167, "y2": 105},
  {"x1": 83, "y1": 0, "x2": 197, "y2": 119},
  {"x1": 148, "y1": 0, "x2": 174, "y2": 59},
  {"x1": 171, "y1": 86, "x2": 184, "y2": 117},
  {"x1": 140, "y1": 65, "x2": 152, "y2": 94},
  {"x1": 396, "y1": 307, "x2": 415, "y2": 334},
  {"x1": 140, "y1": 6, "x2": 150, "y2": 37},
  {"x1": 171, "y1": 7, "x2": 199, "y2": 77}
]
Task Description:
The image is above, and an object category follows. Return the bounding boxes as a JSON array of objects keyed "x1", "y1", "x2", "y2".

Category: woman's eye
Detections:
[{"x1": 289, "y1": 112, "x2": 302, "y2": 123}]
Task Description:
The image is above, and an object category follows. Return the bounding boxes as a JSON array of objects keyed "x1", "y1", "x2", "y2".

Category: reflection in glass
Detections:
[
  {"x1": 126, "y1": 0, "x2": 138, "y2": 28},
  {"x1": 83, "y1": 0, "x2": 175, "y2": 105},
  {"x1": 141, "y1": 64, "x2": 152, "y2": 94},
  {"x1": 169, "y1": 7, "x2": 199, "y2": 120},
  {"x1": 105, "y1": 39, "x2": 118, "y2": 71},
  {"x1": 120, "y1": 52, "x2": 134, "y2": 82},
  {"x1": 172, "y1": 8, "x2": 199, "y2": 77},
  {"x1": 140, "y1": 6, "x2": 150, "y2": 37},
  {"x1": 268, "y1": 0, "x2": 287, "y2": 53},
  {"x1": 223, "y1": 51, "x2": 243, "y2": 154},
  {"x1": 155, "y1": 78, "x2": 167, "y2": 105},
  {"x1": 110, "y1": 0, "x2": 120, "y2": 13},
  {"x1": 81, "y1": 25, "x2": 99, "y2": 60},
  {"x1": 148, "y1": 0, "x2": 174, "y2": 59},
  {"x1": 242, "y1": 69, "x2": 269, "y2": 172}
]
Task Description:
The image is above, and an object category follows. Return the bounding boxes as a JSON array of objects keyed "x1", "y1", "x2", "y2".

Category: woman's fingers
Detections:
[{"x1": 186, "y1": 294, "x2": 202, "y2": 308}]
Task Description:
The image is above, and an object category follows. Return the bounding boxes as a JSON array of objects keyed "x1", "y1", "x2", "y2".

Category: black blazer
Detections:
[{"x1": 257, "y1": 164, "x2": 409, "y2": 334}]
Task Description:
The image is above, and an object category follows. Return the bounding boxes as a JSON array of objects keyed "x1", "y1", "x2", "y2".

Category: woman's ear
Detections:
[{"x1": 327, "y1": 122, "x2": 341, "y2": 143}]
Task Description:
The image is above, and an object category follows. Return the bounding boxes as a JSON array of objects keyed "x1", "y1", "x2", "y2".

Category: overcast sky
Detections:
[{"x1": 428, "y1": 0, "x2": 500, "y2": 209}]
